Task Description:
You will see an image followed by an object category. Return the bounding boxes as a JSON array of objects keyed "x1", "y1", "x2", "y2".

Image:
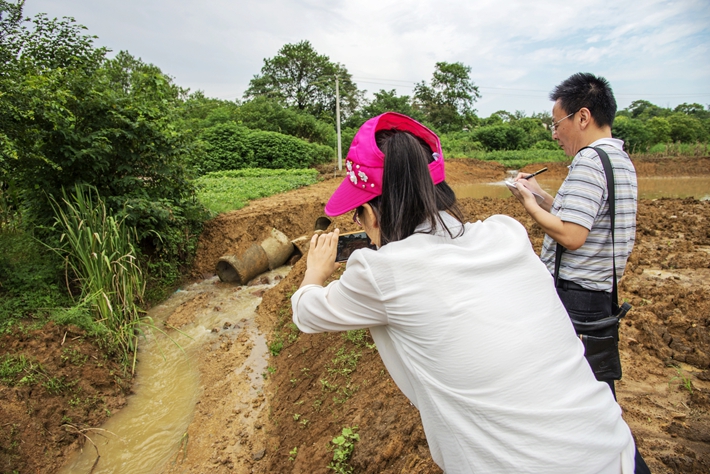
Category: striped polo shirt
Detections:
[{"x1": 541, "y1": 138, "x2": 637, "y2": 292}]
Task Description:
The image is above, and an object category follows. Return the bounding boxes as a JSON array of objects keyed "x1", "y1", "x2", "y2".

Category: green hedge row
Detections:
[{"x1": 189, "y1": 122, "x2": 334, "y2": 175}]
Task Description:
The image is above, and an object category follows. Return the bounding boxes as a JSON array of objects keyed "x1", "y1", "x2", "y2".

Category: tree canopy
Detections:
[
  {"x1": 414, "y1": 62, "x2": 480, "y2": 132},
  {"x1": 243, "y1": 40, "x2": 361, "y2": 120}
]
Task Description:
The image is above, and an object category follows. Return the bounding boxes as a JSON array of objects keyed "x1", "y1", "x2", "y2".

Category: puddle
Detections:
[
  {"x1": 453, "y1": 176, "x2": 710, "y2": 201},
  {"x1": 58, "y1": 267, "x2": 290, "y2": 474}
]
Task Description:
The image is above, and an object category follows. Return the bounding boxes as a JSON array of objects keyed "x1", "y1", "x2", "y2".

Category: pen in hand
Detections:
[{"x1": 523, "y1": 167, "x2": 548, "y2": 180}]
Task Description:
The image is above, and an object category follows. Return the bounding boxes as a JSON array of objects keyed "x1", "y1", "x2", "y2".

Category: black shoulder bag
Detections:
[{"x1": 554, "y1": 147, "x2": 632, "y2": 381}]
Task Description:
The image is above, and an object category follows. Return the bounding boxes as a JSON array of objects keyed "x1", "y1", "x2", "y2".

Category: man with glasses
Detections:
[{"x1": 511, "y1": 73, "x2": 648, "y2": 472}]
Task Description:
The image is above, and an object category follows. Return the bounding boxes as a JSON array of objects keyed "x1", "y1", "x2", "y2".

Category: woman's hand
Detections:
[{"x1": 300, "y1": 229, "x2": 341, "y2": 288}]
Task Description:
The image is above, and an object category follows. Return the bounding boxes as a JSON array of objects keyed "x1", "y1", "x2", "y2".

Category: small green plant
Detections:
[
  {"x1": 43, "y1": 376, "x2": 69, "y2": 395},
  {"x1": 299, "y1": 418, "x2": 309, "y2": 429},
  {"x1": 343, "y1": 329, "x2": 375, "y2": 349},
  {"x1": 0, "y1": 354, "x2": 32, "y2": 385},
  {"x1": 288, "y1": 446, "x2": 298, "y2": 462},
  {"x1": 293, "y1": 413, "x2": 301, "y2": 421},
  {"x1": 262, "y1": 365, "x2": 277, "y2": 379},
  {"x1": 669, "y1": 366, "x2": 693, "y2": 394},
  {"x1": 287, "y1": 323, "x2": 300, "y2": 343},
  {"x1": 320, "y1": 379, "x2": 338, "y2": 392},
  {"x1": 328, "y1": 426, "x2": 360, "y2": 474},
  {"x1": 328, "y1": 347, "x2": 361, "y2": 378},
  {"x1": 268, "y1": 335, "x2": 284, "y2": 356},
  {"x1": 61, "y1": 347, "x2": 88, "y2": 366}
]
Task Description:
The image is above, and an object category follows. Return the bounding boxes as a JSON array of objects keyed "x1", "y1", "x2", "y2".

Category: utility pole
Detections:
[{"x1": 335, "y1": 75, "x2": 342, "y2": 171}]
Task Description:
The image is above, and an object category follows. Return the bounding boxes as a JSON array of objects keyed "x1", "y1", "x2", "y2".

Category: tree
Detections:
[
  {"x1": 612, "y1": 116, "x2": 653, "y2": 153},
  {"x1": 244, "y1": 40, "x2": 361, "y2": 120},
  {"x1": 0, "y1": 2, "x2": 207, "y2": 262},
  {"x1": 345, "y1": 89, "x2": 425, "y2": 128},
  {"x1": 414, "y1": 62, "x2": 480, "y2": 132},
  {"x1": 645, "y1": 117, "x2": 672, "y2": 144},
  {"x1": 668, "y1": 113, "x2": 707, "y2": 143},
  {"x1": 674, "y1": 103, "x2": 709, "y2": 120},
  {"x1": 620, "y1": 100, "x2": 669, "y2": 121}
]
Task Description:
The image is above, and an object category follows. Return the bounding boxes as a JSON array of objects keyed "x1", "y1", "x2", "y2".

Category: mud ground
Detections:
[
  {"x1": 2, "y1": 156, "x2": 709, "y2": 473},
  {"x1": 183, "y1": 156, "x2": 710, "y2": 474}
]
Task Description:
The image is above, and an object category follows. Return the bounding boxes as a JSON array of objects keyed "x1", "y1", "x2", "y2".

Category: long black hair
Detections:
[{"x1": 372, "y1": 129, "x2": 465, "y2": 246}]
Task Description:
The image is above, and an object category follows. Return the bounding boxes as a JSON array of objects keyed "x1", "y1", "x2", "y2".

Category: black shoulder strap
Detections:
[{"x1": 554, "y1": 146, "x2": 619, "y2": 308}]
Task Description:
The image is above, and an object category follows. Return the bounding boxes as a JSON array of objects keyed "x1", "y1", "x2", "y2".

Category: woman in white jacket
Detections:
[{"x1": 291, "y1": 112, "x2": 637, "y2": 474}]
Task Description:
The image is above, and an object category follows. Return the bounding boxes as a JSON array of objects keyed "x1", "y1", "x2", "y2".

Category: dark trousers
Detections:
[
  {"x1": 556, "y1": 279, "x2": 616, "y2": 394},
  {"x1": 556, "y1": 279, "x2": 651, "y2": 474}
]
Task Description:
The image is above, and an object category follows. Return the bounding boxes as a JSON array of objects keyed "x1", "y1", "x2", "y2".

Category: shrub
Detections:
[
  {"x1": 613, "y1": 116, "x2": 654, "y2": 153},
  {"x1": 195, "y1": 122, "x2": 254, "y2": 173},
  {"x1": 473, "y1": 125, "x2": 527, "y2": 151}
]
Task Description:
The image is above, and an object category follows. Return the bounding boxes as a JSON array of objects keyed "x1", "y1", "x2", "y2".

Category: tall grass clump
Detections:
[{"x1": 49, "y1": 185, "x2": 146, "y2": 372}]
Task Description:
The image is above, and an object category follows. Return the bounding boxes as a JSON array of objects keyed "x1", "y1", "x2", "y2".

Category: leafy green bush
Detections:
[
  {"x1": 249, "y1": 130, "x2": 319, "y2": 169},
  {"x1": 194, "y1": 168, "x2": 319, "y2": 214},
  {"x1": 1, "y1": 7, "x2": 206, "y2": 286},
  {"x1": 193, "y1": 124, "x2": 334, "y2": 174},
  {"x1": 472, "y1": 125, "x2": 528, "y2": 151},
  {"x1": 194, "y1": 122, "x2": 254, "y2": 173},
  {"x1": 613, "y1": 116, "x2": 654, "y2": 153},
  {"x1": 532, "y1": 140, "x2": 561, "y2": 150},
  {"x1": 236, "y1": 96, "x2": 336, "y2": 145},
  {"x1": 0, "y1": 229, "x2": 72, "y2": 333},
  {"x1": 441, "y1": 131, "x2": 485, "y2": 157}
]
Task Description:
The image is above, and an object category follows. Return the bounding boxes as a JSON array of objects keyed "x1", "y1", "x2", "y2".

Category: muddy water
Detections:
[
  {"x1": 58, "y1": 268, "x2": 290, "y2": 474},
  {"x1": 453, "y1": 176, "x2": 710, "y2": 200}
]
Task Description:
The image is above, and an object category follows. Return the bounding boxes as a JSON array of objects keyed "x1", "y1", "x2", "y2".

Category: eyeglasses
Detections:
[{"x1": 551, "y1": 111, "x2": 576, "y2": 132}]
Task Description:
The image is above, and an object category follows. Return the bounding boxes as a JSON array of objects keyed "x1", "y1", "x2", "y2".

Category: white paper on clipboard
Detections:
[{"x1": 505, "y1": 180, "x2": 545, "y2": 205}]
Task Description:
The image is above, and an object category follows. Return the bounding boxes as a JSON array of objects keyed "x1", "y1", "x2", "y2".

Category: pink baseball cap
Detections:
[{"x1": 324, "y1": 112, "x2": 446, "y2": 216}]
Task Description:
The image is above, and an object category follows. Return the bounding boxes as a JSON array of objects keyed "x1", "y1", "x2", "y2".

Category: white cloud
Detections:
[{"x1": 21, "y1": 0, "x2": 710, "y2": 116}]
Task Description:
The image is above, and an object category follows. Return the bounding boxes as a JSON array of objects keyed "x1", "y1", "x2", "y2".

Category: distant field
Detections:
[
  {"x1": 194, "y1": 168, "x2": 319, "y2": 215},
  {"x1": 458, "y1": 149, "x2": 569, "y2": 168}
]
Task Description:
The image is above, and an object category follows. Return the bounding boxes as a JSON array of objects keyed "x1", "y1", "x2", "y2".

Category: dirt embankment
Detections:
[{"x1": 0, "y1": 323, "x2": 131, "y2": 473}]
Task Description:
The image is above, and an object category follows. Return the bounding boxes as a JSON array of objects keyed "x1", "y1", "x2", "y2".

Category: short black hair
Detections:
[{"x1": 550, "y1": 73, "x2": 617, "y2": 128}]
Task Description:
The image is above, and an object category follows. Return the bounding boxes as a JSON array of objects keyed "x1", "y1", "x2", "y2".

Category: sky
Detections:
[{"x1": 22, "y1": 0, "x2": 710, "y2": 118}]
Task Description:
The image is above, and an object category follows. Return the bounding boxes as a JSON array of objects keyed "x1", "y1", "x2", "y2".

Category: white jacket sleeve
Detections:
[{"x1": 291, "y1": 251, "x2": 389, "y2": 333}]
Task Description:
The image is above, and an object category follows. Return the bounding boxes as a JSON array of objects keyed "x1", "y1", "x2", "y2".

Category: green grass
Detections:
[
  {"x1": 451, "y1": 149, "x2": 569, "y2": 169},
  {"x1": 48, "y1": 185, "x2": 146, "y2": 370},
  {"x1": 194, "y1": 168, "x2": 319, "y2": 215},
  {"x1": 644, "y1": 142, "x2": 709, "y2": 157},
  {"x1": 0, "y1": 230, "x2": 73, "y2": 333}
]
